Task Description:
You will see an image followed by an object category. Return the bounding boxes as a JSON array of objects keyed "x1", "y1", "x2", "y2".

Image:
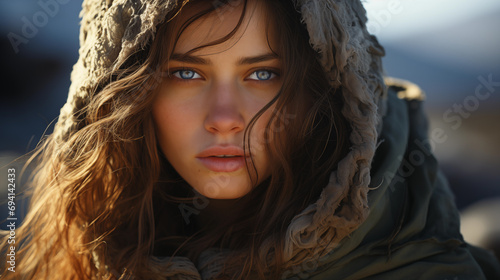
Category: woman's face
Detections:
[{"x1": 153, "y1": 0, "x2": 281, "y2": 199}]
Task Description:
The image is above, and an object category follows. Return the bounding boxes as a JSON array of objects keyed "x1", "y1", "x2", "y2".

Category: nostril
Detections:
[{"x1": 204, "y1": 111, "x2": 245, "y2": 134}]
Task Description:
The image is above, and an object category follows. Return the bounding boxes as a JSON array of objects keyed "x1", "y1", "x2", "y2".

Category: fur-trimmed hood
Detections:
[{"x1": 54, "y1": 0, "x2": 497, "y2": 279}]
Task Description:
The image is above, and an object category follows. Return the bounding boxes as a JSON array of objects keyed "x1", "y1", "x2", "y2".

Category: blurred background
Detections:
[
  {"x1": 0, "y1": 0, "x2": 499, "y2": 257},
  {"x1": 363, "y1": 0, "x2": 500, "y2": 207},
  {"x1": 364, "y1": 0, "x2": 500, "y2": 258}
]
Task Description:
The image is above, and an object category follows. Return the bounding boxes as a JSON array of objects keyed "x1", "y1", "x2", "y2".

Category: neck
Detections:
[{"x1": 195, "y1": 197, "x2": 244, "y2": 231}]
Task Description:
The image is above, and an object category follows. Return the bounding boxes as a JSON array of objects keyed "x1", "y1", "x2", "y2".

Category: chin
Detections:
[{"x1": 190, "y1": 174, "x2": 254, "y2": 199}]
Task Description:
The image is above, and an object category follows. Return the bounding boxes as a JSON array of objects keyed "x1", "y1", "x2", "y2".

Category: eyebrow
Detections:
[
  {"x1": 238, "y1": 53, "x2": 279, "y2": 65},
  {"x1": 170, "y1": 53, "x2": 209, "y2": 65},
  {"x1": 169, "y1": 52, "x2": 280, "y2": 65}
]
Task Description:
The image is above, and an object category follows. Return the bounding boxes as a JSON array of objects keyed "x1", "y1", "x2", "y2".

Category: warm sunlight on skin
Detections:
[{"x1": 152, "y1": 0, "x2": 282, "y2": 199}]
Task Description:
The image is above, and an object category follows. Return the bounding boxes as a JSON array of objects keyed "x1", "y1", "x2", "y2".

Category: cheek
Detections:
[
  {"x1": 249, "y1": 111, "x2": 270, "y2": 150},
  {"x1": 247, "y1": 108, "x2": 276, "y2": 178},
  {"x1": 251, "y1": 102, "x2": 293, "y2": 169},
  {"x1": 152, "y1": 96, "x2": 194, "y2": 156},
  {"x1": 251, "y1": 103, "x2": 280, "y2": 146}
]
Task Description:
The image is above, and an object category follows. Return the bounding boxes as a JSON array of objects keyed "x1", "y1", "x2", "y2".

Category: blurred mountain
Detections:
[{"x1": 381, "y1": 9, "x2": 500, "y2": 107}]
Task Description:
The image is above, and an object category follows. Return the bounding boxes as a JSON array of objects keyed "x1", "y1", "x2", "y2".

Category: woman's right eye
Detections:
[{"x1": 171, "y1": 70, "x2": 202, "y2": 80}]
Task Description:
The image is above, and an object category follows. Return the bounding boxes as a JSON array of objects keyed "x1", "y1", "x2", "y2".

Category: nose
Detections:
[{"x1": 204, "y1": 83, "x2": 245, "y2": 135}]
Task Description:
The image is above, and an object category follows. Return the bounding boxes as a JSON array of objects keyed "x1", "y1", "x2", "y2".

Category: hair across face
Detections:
[
  {"x1": 153, "y1": 0, "x2": 282, "y2": 199},
  {"x1": 148, "y1": 0, "x2": 350, "y2": 277}
]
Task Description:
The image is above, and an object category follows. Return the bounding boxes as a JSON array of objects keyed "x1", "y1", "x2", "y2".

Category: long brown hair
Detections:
[{"x1": 0, "y1": 0, "x2": 349, "y2": 279}]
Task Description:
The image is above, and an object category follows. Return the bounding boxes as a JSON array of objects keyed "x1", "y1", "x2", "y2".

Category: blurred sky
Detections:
[
  {"x1": 364, "y1": 0, "x2": 500, "y2": 39},
  {"x1": 0, "y1": 0, "x2": 499, "y2": 209}
]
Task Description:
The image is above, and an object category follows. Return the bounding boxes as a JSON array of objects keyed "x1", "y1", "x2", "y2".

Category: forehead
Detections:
[{"x1": 168, "y1": 0, "x2": 275, "y2": 56}]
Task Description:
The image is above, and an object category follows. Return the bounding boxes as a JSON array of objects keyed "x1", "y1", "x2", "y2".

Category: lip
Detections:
[{"x1": 196, "y1": 146, "x2": 249, "y2": 172}]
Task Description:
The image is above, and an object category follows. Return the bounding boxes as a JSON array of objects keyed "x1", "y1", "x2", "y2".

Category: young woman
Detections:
[{"x1": 2, "y1": 0, "x2": 499, "y2": 279}]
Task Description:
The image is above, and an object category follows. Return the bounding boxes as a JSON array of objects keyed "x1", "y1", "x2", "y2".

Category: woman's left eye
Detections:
[
  {"x1": 247, "y1": 70, "x2": 277, "y2": 81},
  {"x1": 172, "y1": 70, "x2": 202, "y2": 80}
]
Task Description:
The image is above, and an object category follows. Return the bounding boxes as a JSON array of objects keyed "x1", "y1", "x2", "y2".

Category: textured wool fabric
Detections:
[{"x1": 51, "y1": 0, "x2": 500, "y2": 279}]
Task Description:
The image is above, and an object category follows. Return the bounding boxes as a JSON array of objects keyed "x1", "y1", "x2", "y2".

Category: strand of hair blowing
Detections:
[{"x1": 0, "y1": 56, "x2": 167, "y2": 279}]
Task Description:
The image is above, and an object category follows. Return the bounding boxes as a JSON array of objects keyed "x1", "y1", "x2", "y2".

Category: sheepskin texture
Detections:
[{"x1": 53, "y1": 0, "x2": 387, "y2": 278}]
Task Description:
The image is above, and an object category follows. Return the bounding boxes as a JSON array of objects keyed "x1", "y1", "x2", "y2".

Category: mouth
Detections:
[
  {"x1": 196, "y1": 146, "x2": 249, "y2": 172},
  {"x1": 210, "y1": 155, "x2": 241, "y2": 158},
  {"x1": 197, "y1": 156, "x2": 246, "y2": 172}
]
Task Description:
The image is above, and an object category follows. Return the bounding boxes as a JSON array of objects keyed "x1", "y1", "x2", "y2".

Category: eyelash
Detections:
[
  {"x1": 169, "y1": 68, "x2": 280, "y2": 82},
  {"x1": 170, "y1": 69, "x2": 203, "y2": 81},
  {"x1": 246, "y1": 69, "x2": 279, "y2": 82}
]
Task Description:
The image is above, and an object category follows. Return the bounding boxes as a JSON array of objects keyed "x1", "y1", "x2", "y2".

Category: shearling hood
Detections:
[{"x1": 55, "y1": 0, "x2": 391, "y2": 278}]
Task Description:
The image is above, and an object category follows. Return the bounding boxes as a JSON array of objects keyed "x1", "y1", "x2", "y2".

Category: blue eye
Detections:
[
  {"x1": 172, "y1": 70, "x2": 202, "y2": 80},
  {"x1": 248, "y1": 70, "x2": 276, "y2": 81}
]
